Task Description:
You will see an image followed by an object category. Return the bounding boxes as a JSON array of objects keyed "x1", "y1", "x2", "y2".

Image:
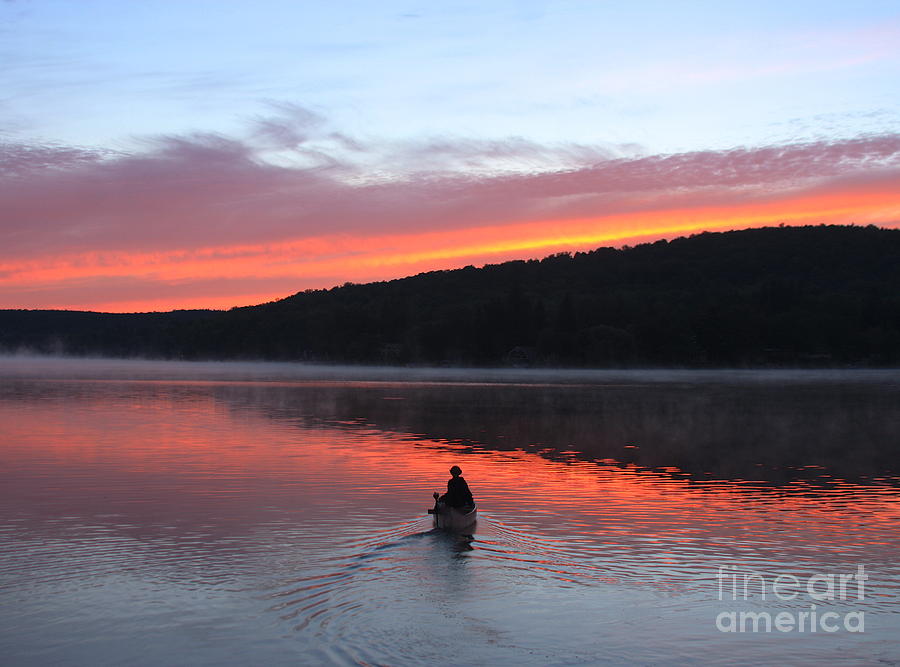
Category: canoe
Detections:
[{"x1": 430, "y1": 502, "x2": 477, "y2": 531}]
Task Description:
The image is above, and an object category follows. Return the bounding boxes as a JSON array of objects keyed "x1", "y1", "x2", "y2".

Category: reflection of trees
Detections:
[{"x1": 215, "y1": 380, "x2": 900, "y2": 486}]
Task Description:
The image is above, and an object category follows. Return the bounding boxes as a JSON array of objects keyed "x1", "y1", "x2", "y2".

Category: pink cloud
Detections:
[
  {"x1": 3, "y1": 127, "x2": 897, "y2": 257},
  {"x1": 1, "y1": 110, "x2": 898, "y2": 310}
]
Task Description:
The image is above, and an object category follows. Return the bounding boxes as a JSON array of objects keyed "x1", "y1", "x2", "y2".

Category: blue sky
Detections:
[{"x1": 3, "y1": 0, "x2": 898, "y2": 154}]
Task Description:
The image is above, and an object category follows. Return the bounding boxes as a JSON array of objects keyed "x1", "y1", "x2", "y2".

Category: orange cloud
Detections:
[{"x1": 1, "y1": 130, "x2": 898, "y2": 311}]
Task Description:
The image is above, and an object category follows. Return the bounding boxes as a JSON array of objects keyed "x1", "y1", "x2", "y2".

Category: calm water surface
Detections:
[{"x1": 1, "y1": 358, "x2": 899, "y2": 665}]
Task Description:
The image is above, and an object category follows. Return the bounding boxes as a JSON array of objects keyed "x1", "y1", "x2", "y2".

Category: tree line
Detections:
[{"x1": 2, "y1": 224, "x2": 898, "y2": 367}]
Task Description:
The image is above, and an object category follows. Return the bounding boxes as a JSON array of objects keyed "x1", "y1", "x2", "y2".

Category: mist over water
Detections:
[
  {"x1": 6, "y1": 353, "x2": 900, "y2": 384},
  {"x1": 2, "y1": 358, "x2": 899, "y2": 665}
]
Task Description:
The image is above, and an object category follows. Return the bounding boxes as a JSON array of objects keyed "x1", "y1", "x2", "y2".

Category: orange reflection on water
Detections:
[
  {"x1": 5, "y1": 369, "x2": 900, "y2": 667},
  {"x1": 3, "y1": 378, "x2": 899, "y2": 580}
]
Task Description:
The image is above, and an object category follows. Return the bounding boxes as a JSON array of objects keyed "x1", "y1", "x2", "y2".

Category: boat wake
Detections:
[{"x1": 259, "y1": 510, "x2": 645, "y2": 664}]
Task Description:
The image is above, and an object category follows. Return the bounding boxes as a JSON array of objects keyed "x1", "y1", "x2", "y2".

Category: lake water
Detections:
[{"x1": 2, "y1": 357, "x2": 899, "y2": 665}]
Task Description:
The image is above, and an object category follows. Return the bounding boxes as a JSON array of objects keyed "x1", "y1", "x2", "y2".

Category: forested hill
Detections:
[{"x1": 2, "y1": 224, "x2": 899, "y2": 367}]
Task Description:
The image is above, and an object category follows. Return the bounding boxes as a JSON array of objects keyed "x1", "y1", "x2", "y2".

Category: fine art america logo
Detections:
[{"x1": 715, "y1": 565, "x2": 867, "y2": 633}]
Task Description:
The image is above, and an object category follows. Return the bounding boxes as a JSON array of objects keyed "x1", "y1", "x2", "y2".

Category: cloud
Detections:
[
  {"x1": 0, "y1": 140, "x2": 111, "y2": 175},
  {"x1": 250, "y1": 101, "x2": 328, "y2": 150},
  {"x1": 1, "y1": 108, "x2": 898, "y2": 310}
]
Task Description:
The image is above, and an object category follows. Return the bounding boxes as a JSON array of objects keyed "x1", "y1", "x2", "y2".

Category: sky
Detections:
[{"x1": 1, "y1": 0, "x2": 899, "y2": 312}]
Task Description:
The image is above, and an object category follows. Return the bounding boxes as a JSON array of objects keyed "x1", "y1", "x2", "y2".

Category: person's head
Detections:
[{"x1": 449, "y1": 465, "x2": 462, "y2": 477}]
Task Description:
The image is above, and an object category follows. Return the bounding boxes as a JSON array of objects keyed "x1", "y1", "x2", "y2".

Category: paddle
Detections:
[{"x1": 428, "y1": 491, "x2": 439, "y2": 514}]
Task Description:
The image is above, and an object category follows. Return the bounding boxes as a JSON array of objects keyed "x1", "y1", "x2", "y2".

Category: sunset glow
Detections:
[
  {"x1": 2, "y1": 172, "x2": 897, "y2": 312},
  {"x1": 4, "y1": 4, "x2": 900, "y2": 662},
  {"x1": 2, "y1": 2, "x2": 898, "y2": 312}
]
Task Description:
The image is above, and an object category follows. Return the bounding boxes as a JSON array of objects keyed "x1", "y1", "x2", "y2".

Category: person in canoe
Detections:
[{"x1": 433, "y1": 465, "x2": 475, "y2": 509}]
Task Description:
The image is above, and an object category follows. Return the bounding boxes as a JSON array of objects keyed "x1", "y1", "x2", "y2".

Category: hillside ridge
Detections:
[{"x1": 2, "y1": 224, "x2": 899, "y2": 367}]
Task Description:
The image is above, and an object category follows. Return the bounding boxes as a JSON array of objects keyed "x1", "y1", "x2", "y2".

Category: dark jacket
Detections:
[{"x1": 441, "y1": 475, "x2": 474, "y2": 508}]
